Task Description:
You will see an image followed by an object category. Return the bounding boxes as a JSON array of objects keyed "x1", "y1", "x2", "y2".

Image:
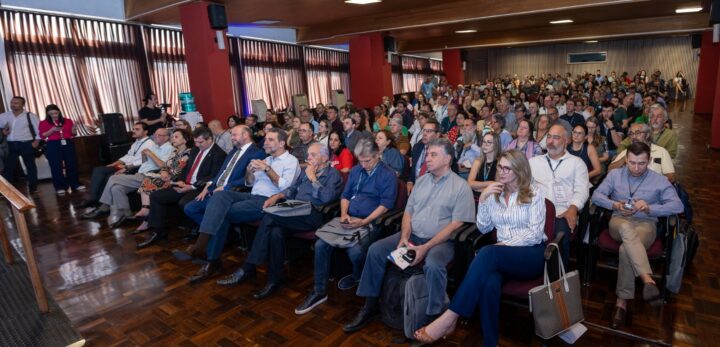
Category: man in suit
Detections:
[
  {"x1": 183, "y1": 125, "x2": 266, "y2": 256},
  {"x1": 407, "y1": 119, "x2": 440, "y2": 193},
  {"x1": 136, "y1": 127, "x2": 227, "y2": 249}
]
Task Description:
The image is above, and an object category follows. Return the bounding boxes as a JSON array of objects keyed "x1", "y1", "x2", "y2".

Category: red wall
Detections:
[
  {"x1": 442, "y1": 49, "x2": 465, "y2": 86},
  {"x1": 349, "y1": 33, "x2": 393, "y2": 108},
  {"x1": 179, "y1": 2, "x2": 235, "y2": 122},
  {"x1": 694, "y1": 31, "x2": 719, "y2": 115}
]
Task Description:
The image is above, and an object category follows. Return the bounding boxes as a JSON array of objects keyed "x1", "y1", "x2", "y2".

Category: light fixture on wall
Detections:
[
  {"x1": 550, "y1": 19, "x2": 573, "y2": 24},
  {"x1": 455, "y1": 29, "x2": 477, "y2": 34},
  {"x1": 676, "y1": 7, "x2": 703, "y2": 13},
  {"x1": 345, "y1": 0, "x2": 382, "y2": 4},
  {"x1": 252, "y1": 20, "x2": 280, "y2": 25},
  {"x1": 585, "y1": 40, "x2": 598, "y2": 43}
]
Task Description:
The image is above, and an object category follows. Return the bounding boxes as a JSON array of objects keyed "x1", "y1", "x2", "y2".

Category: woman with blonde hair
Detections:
[{"x1": 415, "y1": 149, "x2": 547, "y2": 346}]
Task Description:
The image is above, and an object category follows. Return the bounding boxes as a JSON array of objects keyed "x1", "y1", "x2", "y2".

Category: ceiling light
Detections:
[
  {"x1": 252, "y1": 20, "x2": 280, "y2": 25},
  {"x1": 675, "y1": 7, "x2": 702, "y2": 13},
  {"x1": 455, "y1": 30, "x2": 477, "y2": 34},
  {"x1": 345, "y1": 0, "x2": 382, "y2": 4},
  {"x1": 550, "y1": 19, "x2": 574, "y2": 24},
  {"x1": 585, "y1": 40, "x2": 598, "y2": 43}
]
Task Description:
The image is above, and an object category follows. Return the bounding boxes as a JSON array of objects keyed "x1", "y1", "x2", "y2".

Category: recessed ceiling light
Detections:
[
  {"x1": 676, "y1": 7, "x2": 702, "y2": 13},
  {"x1": 345, "y1": 0, "x2": 382, "y2": 4},
  {"x1": 550, "y1": 19, "x2": 574, "y2": 24},
  {"x1": 455, "y1": 30, "x2": 477, "y2": 34},
  {"x1": 585, "y1": 40, "x2": 598, "y2": 43},
  {"x1": 252, "y1": 20, "x2": 280, "y2": 25}
]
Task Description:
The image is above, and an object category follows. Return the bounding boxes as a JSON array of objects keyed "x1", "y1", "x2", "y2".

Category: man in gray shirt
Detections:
[{"x1": 344, "y1": 138, "x2": 475, "y2": 333}]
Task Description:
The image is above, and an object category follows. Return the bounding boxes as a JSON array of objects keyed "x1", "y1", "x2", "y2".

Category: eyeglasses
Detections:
[
  {"x1": 496, "y1": 164, "x2": 513, "y2": 174},
  {"x1": 422, "y1": 129, "x2": 437, "y2": 133},
  {"x1": 628, "y1": 131, "x2": 646, "y2": 137},
  {"x1": 571, "y1": 131, "x2": 586, "y2": 136}
]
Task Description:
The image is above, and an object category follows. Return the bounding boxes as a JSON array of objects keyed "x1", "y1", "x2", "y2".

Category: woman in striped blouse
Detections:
[{"x1": 414, "y1": 149, "x2": 547, "y2": 346}]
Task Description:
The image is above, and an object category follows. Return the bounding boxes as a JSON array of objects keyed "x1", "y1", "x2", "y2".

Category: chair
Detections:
[{"x1": 584, "y1": 206, "x2": 677, "y2": 302}]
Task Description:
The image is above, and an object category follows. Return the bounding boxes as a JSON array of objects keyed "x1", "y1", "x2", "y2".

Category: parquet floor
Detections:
[{"x1": 4, "y1": 99, "x2": 717, "y2": 346}]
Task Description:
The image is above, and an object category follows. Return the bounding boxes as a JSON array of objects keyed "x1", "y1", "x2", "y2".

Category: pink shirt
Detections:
[{"x1": 39, "y1": 118, "x2": 74, "y2": 141}]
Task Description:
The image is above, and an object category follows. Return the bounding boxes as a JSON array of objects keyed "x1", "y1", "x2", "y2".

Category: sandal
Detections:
[
  {"x1": 414, "y1": 320, "x2": 456, "y2": 343},
  {"x1": 134, "y1": 205, "x2": 150, "y2": 218}
]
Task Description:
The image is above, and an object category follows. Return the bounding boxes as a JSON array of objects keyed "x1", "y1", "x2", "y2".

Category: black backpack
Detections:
[{"x1": 380, "y1": 265, "x2": 423, "y2": 331}]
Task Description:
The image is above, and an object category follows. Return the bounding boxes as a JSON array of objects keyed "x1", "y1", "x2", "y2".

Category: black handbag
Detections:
[{"x1": 27, "y1": 113, "x2": 46, "y2": 158}]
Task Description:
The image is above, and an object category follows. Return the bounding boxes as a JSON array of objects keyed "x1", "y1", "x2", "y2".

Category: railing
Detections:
[{"x1": 0, "y1": 175, "x2": 48, "y2": 313}]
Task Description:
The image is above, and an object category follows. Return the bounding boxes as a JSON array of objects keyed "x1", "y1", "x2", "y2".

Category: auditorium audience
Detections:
[
  {"x1": 315, "y1": 119, "x2": 330, "y2": 146},
  {"x1": 187, "y1": 128, "x2": 299, "y2": 283},
  {"x1": 414, "y1": 149, "x2": 546, "y2": 345},
  {"x1": 0, "y1": 96, "x2": 41, "y2": 193},
  {"x1": 343, "y1": 138, "x2": 474, "y2": 333},
  {"x1": 568, "y1": 124, "x2": 602, "y2": 180},
  {"x1": 291, "y1": 122, "x2": 315, "y2": 165},
  {"x1": 375, "y1": 130, "x2": 404, "y2": 176},
  {"x1": 136, "y1": 127, "x2": 226, "y2": 248},
  {"x1": 296, "y1": 139, "x2": 397, "y2": 315},
  {"x1": 649, "y1": 104, "x2": 678, "y2": 159},
  {"x1": 467, "y1": 132, "x2": 500, "y2": 194},
  {"x1": 77, "y1": 122, "x2": 154, "y2": 209},
  {"x1": 591, "y1": 142, "x2": 683, "y2": 329},
  {"x1": 504, "y1": 118, "x2": 541, "y2": 159},
  {"x1": 372, "y1": 105, "x2": 389, "y2": 133},
  {"x1": 39, "y1": 104, "x2": 83, "y2": 195},
  {"x1": 217, "y1": 143, "x2": 343, "y2": 299},
  {"x1": 488, "y1": 113, "x2": 512, "y2": 149},
  {"x1": 533, "y1": 113, "x2": 551, "y2": 152},
  {"x1": 389, "y1": 117, "x2": 410, "y2": 155},
  {"x1": 328, "y1": 130, "x2": 354, "y2": 175},
  {"x1": 138, "y1": 93, "x2": 167, "y2": 136},
  {"x1": 226, "y1": 115, "x2": 241, "y2": 129},
  {"x1": 608, "y1": 123, "x2": 675, "y2": 182},
  {"x1": 408, "y1": 118, "x2": 441, "y2": 192},
  {"x1": 208, "y1": 120, "x2": 232, "y2": 153}
]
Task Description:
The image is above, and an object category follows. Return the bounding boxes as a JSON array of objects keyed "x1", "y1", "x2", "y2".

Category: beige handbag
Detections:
[{"x1": 528, "y1": 243, "x2": 584, "y2": 339}]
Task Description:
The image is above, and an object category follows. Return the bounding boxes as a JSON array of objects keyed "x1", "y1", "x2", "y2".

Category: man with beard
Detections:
[{"x1": 608, "y1": 123, "x2": 675, "y2": 182}]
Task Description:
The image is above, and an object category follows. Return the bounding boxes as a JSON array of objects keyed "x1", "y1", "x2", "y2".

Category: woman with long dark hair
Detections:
[
  {"x1": 39, "y1": 104, "x2": 83, "y2": 195},
  {"x1": 328, "y1": 130, "x2": 353, "y2": 174}
]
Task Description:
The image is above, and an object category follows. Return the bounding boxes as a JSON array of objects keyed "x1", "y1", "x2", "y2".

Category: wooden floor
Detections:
[{"x1": 4, "y1": 99, "x2": 718, "y2": 346}]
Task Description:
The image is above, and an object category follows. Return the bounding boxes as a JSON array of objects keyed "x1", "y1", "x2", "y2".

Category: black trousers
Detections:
[
  {"x1": 88, "y1": 166, "x2": 116, "y2": 201},
  {"x1": 147, "y1": 187, "x2": 201, "y2": 236},
  {"x1": 4, "y1": 141, "x2": 37, "y2": 189}
]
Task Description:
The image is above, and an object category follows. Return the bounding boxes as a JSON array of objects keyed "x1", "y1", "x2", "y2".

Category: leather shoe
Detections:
[
  {"x1": 189, "y1": 260, "x2": 222, "y2": 284},
  {"x1": 80, "y1": 206, "x2": 109, "y2": 219},
  {"x1": 610, "y1": 306, "x2": 627, "y2": 329},
  {"x1": 108, "y1": 215, "x2": 128, "y2": 228},
  {"x1": 343, "y1": 306, "x2": 379, "y2": 333},
  {"x1": 253, "y1": 282, "x2": 281, "y2": 299},
  {"x1": 216, "y1": 268, "x2": 255, "y2": 286},
  {"x1": 642, "y1": 282, "x2": 661, "y2": 302},
  {"x1": 136, "y1": 232, "x2": 167, "y2": 249},
  {"x1": 76, "y1": 199, "x2": 98, "y2": 209}
]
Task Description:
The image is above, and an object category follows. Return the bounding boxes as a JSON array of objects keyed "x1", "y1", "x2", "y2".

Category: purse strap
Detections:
[{"x1": 543, "y1": 242, "x2": 570, "y2": 300}]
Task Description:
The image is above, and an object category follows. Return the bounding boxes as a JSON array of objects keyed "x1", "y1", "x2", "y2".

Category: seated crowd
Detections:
[{"x1": 5, "y1": 68, "x2": 688, "y2": 344}]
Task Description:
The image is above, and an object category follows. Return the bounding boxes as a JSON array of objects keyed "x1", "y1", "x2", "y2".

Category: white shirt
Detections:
[
  {"x1": 436, "y1": 104, "x2": 449, "y2": 125},
  {"x1": 476, "y1": 187, "x2": 547, "y2": 247},
  {"x1": 139, "y1": 141, "x2": 174, "y2": 174},
  {"x1": 118, "y1": 137, "x2": 155, "y2": 168},
  {"x1": 249, "y1": 151, "x2": 300, "y2": 197},
  {"x1": 190, "y1": 147, "x2": 212, "y2": 184},
  {"x1": 217, "y1": 142, "x2": 251, "y2": 187},
  {"x1": 530, "y1": 152, "x2": 590, "y2": 216},
  {"x1": 0, "y1": 111, "x2": 40, "y2": 141}
]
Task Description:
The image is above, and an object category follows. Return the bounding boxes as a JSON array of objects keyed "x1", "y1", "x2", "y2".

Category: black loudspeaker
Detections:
[
  {"x1": 207, "y1": 4, "x2": 227, "y2": 30},
  {"x1": 692, "y1": 33, "x2": 702, "y2": 49},
  {"x1": 383, "y1": 36, "x2": 396, "y2": 52},
  {"x1": 711, "y1": 0, "x2": 720, "y2": 24},
  {"x1": 100, "y1": 113, "x2": 129, "y2": 145},
  {"x1": 461, "y1": 49, "x2": 468, "y2": 61}
]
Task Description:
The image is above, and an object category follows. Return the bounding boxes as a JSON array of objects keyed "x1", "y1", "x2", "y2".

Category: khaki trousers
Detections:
[{"x1": 609, "y1": 215, "x2": 656, "y2": 299}]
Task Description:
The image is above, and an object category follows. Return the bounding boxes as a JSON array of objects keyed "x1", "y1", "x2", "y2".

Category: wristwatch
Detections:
[{"x1": 264, "y1": 166, "x2": 270, "y2": 172}]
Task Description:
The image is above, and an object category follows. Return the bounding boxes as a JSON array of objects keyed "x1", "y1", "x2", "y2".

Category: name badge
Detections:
[
  {"x1": 552, "y1": 185, "x2": 570, "y2": 205},
  {"x1": 60, "y1": 139, "x2": 67, "y2": 146}
]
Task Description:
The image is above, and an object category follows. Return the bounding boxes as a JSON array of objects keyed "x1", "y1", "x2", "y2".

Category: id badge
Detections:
[
  {"x1": 60, "y1": 139, "x2": 67, "y2": 146},
  {"x1": 552, "y1": 185, "x2": 570, "y2": 205}
]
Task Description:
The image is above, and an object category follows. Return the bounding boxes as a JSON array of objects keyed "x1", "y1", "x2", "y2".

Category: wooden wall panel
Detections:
[{"x1": 466, "y1": 36, "x2": 698, "y2": 91}]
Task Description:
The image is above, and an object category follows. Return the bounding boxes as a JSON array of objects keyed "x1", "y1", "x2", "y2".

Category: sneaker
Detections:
[
  {"x1": 338, "y1": 274, "x2": 359, "y2": 291},
  {"x1": 56, "y1": 190, "x2": 66, "y2": 196},
  {"x1": 295, "y1": 291, "x2": 328, "y2": 315},
  {"x1": 74, "y1": 185, "x2": 87, "y2": 191}
]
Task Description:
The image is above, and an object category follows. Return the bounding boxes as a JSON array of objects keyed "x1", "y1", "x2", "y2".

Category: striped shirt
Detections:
[{"x1": 476, "y1": 186, "x2": 547, "y2": 247}]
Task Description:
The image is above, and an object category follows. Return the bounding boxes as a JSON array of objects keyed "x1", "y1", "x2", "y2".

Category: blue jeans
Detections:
[
  {"x1": 183, "y1": 197, "x2": 209, "y2": 225},
  {"x1": 4, "y1": 141, "x2": 37, "y2": 189},
  {"x1": 449, "y1": 244, "x2": 544, "y2": 347},
  {"x1": 356, "y1": 232, "x2": 454, "y2": 316},
  {"x1": 313, "y1": 238, "x2": 366, "y2": 294},
  {"x1": 202, "y1": 191, "x2": 267, "y2": 260},
  {"x1": 45, "y1": 140, "x2": 80, "y2": 190}
]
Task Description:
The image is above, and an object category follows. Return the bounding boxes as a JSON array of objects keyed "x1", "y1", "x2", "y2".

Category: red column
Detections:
[
  {"x1": 442, "y1": 49, "x2": 465, "y2": 86},
  {"x1": 694, "y1": 31, "x2": 720, "y2": 115},
  {"x1": 179, "y1": 2, "x2": 235, "y2": 122},
  {"x1": 713, "y1": 52, "x2": 720, "y2": 149},
  {"x1": 349, "y1": 33, "x2": 393, "y2": 108}
]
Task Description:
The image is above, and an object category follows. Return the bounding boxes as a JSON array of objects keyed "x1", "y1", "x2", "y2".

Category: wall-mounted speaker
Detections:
[
  {"x1": 383, "y1": 37, "x2": 396, "y2": 52},
  {"x1": 207, "y1": 4, "x2": 227, "y2": 30},
  {"x1": 691, "y1": 33, "x2": 702, "y2": 49},
  {"x1": 332, "y1": 90, "x2": 346, "y2": 108},
  {"x1": 100, "y1": 113, "x2": 129, "y2": 145},
  {"x1": 711, "y1": 0, "x2": 720, "y2": 24}
]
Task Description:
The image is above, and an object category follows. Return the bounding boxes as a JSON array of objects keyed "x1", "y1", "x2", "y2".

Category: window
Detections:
[{"x1": 568, "y1": 52, "x2": 607, "y2": 64}]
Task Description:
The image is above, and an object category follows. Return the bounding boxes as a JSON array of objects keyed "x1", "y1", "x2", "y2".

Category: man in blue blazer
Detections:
[{"x1": 183, "y1": 125, "x2": 266, "y2": 248}]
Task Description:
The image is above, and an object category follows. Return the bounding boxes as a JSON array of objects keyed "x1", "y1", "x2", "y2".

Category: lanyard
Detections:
[
  {"x1": 628, "y1": 170, "x2": 649, "y2": 199},
  {"x1": 483, "y1": 160, "x2": 494, "y2": 181},
  {"x1": 132, "y1": 137, "x2": 151, "y2": 157},
  {"x1": 545, "y1": 155, "x2": 565, "y2": 179},
  {"x1": 353, "y1": 163, "x2": 378, "y2": 199}
]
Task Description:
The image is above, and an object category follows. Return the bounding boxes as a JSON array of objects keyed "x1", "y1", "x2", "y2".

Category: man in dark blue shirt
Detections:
[
  {"x1": 294, "y1": 139, "x2": 397, "y2": 315},
  {"x1": 215, "y1": 143, "x2": 344, "y2": 299}
]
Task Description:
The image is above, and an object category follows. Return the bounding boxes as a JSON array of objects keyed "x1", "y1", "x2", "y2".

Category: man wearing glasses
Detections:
[
  {"x1": 408, "y1": 119, "x2": 441, "y2": 193},
  {"x1": 529, "y1": 124, "x2": 590, "y2": 265},
  {"x1": 608, "y1": 123, "x2": 675, "y2": 182}
]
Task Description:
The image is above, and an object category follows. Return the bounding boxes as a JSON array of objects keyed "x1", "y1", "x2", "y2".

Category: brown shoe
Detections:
[
  {"x1": 188, "y1": 260, "x2": 222, "y2": 284},
  {"x1": 642, "y1": 282, "x2": 661, "y2": 302},
  {"x1": 610, "y1": 306, "x2": 626, "y2": 329}
]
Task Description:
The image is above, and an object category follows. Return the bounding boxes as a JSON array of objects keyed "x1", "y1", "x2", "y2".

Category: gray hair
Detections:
[
  {"x1": 389, "y1": 117, "x2": 403, "y2": 127},
  {"x1": 427, "y1": 138, "x2": 456, "y2": 158},
  {"x1": 649, "y1": 103, "x2": 668, "y2": 122},
  {"x1": 492, "y1": 113, "x2": 506, "y2": 129},
  {"x1": 353, "y1": 138, "x2": 379, "y2": 158},
  {"x1": 310, "y1": 142, "x2": 329, "y2": 158},
  {"x1": 631, "y1": 122, "x2": 651, "y2": 134}
]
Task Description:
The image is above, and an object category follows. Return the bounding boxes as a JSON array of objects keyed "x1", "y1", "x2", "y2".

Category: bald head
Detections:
[
  {"x1": 208, "y1": 120, "x2": 224, "y2": 135},
  {"x1": 546, "y1": 124, "x2": 569, "y2": 159},
  {"x1": 231, "y1": 124, "x2": 252, "y2": 148}
]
